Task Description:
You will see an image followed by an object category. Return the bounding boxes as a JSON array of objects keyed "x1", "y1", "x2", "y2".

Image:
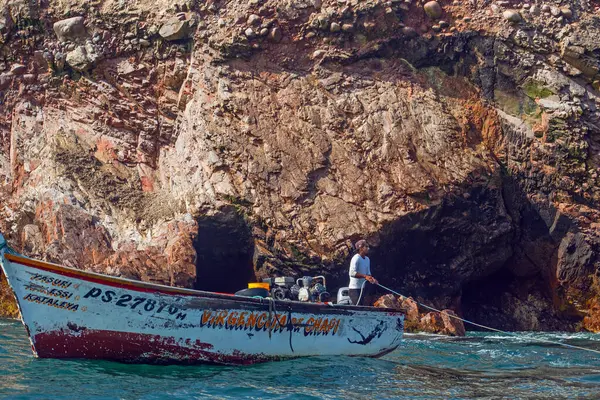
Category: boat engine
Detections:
[
  {"x1": 336, "y1": 287, "x2": 352, "y2": 305},
  {"x1": 261, "y1": 275, "x2": 331, "y2": 303},
  {"x1": 296, "y1": 276, "x2": 330, "y2": 302}
]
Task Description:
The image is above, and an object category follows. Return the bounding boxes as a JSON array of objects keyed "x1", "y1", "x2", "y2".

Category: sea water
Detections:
[{"x1": 1, "y1": 319, "x2": 599, "y2": 399}]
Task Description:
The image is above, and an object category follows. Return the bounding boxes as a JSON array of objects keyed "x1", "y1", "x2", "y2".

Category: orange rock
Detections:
[
  {"x1": 440, "y1": 309, "x2": 466, "y2": 336},
  {"x1": 582, "y1": 301, "x2": 600, "y2": 333},
  {"x1": 419, "y1": 312, "x2": 445, "y2": 334},
  {"x1": 400, "y1": 297, "x2": 420, "y2": 323},
  {"x1": 374, "y1": 294, "x2": 402, "y2": 309}
]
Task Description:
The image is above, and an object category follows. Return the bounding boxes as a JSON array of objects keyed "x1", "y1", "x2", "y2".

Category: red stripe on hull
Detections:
[
  {"x1": 8, "y1": 255, "x2": 201, "y2": 297},
  {"x1": 32, "y1": 328, "x2": 281, "y2": 365}
]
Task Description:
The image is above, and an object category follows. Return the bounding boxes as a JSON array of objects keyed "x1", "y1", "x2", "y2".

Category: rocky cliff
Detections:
[{"x1": 0, "y1": 0, "x2": 599, "y2": 331}]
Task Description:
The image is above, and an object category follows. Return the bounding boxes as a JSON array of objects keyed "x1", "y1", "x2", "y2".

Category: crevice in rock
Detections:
[{"x1": 193, "y1": 206, "x2": 256, "y2": 293}]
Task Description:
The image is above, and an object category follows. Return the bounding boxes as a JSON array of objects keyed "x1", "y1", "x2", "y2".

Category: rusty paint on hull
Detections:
[
  {"x1": 33, "y1": 329, "x2": 281, "y2": 365},
  {"x1": 0, "y1": 239, "x2": 405, "y2": 365}
]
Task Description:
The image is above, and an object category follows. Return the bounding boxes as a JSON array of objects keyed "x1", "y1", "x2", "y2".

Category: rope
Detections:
[
  {"x1": 356, "y1": 280, "x2": 367, "y2": 306},
  {"x1": 376, "y1": 283, "x2": 600, "y2": 356},
  {"x1": 267, "y1": 297, "x2": 273, "y2": 339}
]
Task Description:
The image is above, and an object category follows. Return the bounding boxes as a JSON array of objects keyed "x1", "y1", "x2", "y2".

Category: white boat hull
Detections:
[{"x1": 0, "y1": 246, "x2": 404, "y2": 365}]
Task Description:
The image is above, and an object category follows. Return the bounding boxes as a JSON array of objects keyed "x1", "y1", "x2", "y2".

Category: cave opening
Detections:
[
  {"x1": 460, "y1": 266, "x2": 581, "y2": 332},
  {"x1": 460, "y1": 267, "x2": 519, "y2": 331},
  {"x1": 193, "y1": 207, "x2": 256, "y2": 294}
]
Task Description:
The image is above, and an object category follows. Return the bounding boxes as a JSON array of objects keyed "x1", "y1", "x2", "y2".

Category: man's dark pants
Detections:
[{"x1": 349, "y1": 282, "x2": 373, "y2": 306}]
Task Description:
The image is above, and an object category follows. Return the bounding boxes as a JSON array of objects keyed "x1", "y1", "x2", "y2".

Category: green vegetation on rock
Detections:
[
  {"x1": 494, "y1": 88, "x2": 543, "y2": 128},
  {"x1": 522, "y1": 80, "x2": 554, "y2": 99},
  {"x1": 0, "y1": 275, "x2": 19, "y2": 319}
]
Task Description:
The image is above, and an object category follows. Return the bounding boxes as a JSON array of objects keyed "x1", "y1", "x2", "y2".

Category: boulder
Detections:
[
  {"x1": 159, "y1": 16, "x2": 191, "y2": 41},
  {"x1": 247, "y1": 14, "x2": 260, "y2": 25},
  {"x1": 10, "y1": 63, "x2": 26, "y2": 75},
  {"x1": 341, "y1": 23, "x2": 354, "y2": 33},
  {"x1": 440, "y1": 309, "x2": 466, "y2": 336},
  {"x1": 419, "y1": 312, "x2": 445, "y2": 333},
  {"x1": 65, "y1": 44, "x2": 97, "y2": 71},
  {"x1": 561, "y1": 8, "x2": 573, "y2": 19},
  {"x1": 400, "y1": 297, "x2": 419, "y2": 323},
  {"x1": 423, "y1": 1, "x2": 443, "y2": 19},
  {"x1": 503, "y1": 10, "x2": 522, "y2": 23},
  {"x1": 402, "y1": 26, "x2": 418, "y2": 37},
  {"x1": 53, "y1": 16, "x2": 86, "y2": 42},
  {"x1": 268, "y1": 27, "x2": 282, "y2": 42},
  {"x1": 315, "y1": 14, "x2": 329, "y2": 30}
]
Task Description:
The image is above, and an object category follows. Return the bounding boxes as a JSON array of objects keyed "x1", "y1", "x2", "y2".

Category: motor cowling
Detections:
[{"x1": 337, "y1": 287, "x2": 352, "y2": 305}]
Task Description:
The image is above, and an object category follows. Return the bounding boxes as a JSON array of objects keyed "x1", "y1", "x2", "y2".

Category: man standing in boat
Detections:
[{"x1": 348, "y1": 239, "x2": 378, "y2": 306}]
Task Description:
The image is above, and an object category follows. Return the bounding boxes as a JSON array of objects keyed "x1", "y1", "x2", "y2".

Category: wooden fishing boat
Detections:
[{"x1": 0, "y1": 234, "x2": 404, "y2": 365}]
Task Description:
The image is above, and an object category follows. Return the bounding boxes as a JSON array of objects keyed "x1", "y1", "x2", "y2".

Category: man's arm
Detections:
[{"x1": 354, "y1": 272, "x2": 378, "y2": 284}]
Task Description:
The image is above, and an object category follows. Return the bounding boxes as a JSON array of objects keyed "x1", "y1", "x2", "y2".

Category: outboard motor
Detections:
[{"x1": 337, "y1": 287, "x2": 352, "y2": 305}]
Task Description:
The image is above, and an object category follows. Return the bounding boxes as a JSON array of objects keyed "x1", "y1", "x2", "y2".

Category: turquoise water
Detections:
[{"x1": 1, "y1": 319, "x2": 600, "y2": 399}]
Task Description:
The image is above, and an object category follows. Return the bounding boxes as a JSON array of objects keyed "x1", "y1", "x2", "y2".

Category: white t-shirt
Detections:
[{"x1": 348, "y1": 254, "x2": 371, "y2": 289}]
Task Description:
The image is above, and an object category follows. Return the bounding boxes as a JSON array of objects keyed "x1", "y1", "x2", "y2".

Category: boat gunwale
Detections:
[{"x1": 3, "y1": 253, "x2": 404, "y2": 315}]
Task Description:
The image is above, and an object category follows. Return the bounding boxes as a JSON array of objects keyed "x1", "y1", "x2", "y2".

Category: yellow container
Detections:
[{"x1": 248, "y1": 282, "x2": 270, "y2": 290}]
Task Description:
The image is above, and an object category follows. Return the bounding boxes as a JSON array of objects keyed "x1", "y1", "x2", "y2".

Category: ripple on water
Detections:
[{"x1": 1, "y1": 319, "x2": 600, "y2": 399}]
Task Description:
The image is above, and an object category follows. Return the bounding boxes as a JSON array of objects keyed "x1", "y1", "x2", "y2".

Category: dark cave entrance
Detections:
[
  {"x1": 460, "y1": 268, "x2": 519, "y2": 331},
  {"x1": 193, "y1": 207, "x2": 256, "y2": 294},
  {"x1": 458, "y1": 172, "x2": 583, "y2": 332},
  {"x1": 460, "y1": 266, "x2": 581, "y2": 331}
]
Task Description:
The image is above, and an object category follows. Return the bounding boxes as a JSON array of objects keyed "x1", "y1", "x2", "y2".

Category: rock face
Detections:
[{"x1": 0, "y1": 0, "x2": 599, "y2": 334}]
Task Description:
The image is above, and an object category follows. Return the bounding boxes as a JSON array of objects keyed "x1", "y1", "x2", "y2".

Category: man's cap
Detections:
[{"x1": 355, "y1": 239, "x2": 368, "y2": 250}]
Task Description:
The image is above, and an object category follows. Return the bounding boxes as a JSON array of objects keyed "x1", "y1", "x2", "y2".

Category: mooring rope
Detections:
[{"x1": 376, "y1": 283, "x2": 600, "y2": 356}]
